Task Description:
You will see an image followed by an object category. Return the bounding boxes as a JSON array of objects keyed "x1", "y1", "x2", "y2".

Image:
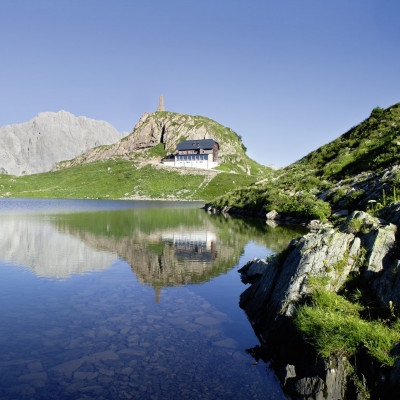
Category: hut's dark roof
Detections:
[{"x1": 176, "y1": 139, "x2": 219, "y2": 151}]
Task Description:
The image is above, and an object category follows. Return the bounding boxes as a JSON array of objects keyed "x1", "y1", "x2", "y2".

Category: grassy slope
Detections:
[
  {"x1": 208, "y1": 103, "x2": 400, "y2": 220},
  {"x1": 0, "y1": 111, "x2": 273, "y2": 201},
  {"x1": 0, "y1": 159, "x2": 258, "y2": 201},
  {"x1": 295, "y1": 283, "x2": 400, "y2": 368},
  {"x1": 206, "y1": 103, "x2": 400, "y2": 385}
]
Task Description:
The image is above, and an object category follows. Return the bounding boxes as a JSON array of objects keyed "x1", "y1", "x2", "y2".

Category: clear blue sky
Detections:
[{"x1": 1, "y1": 0, "x2": 399, "y2": 167}]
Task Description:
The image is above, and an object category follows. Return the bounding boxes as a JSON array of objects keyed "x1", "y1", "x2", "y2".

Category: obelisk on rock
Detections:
[{"x1": 157, "y1": 95, "x2": 165, "y2": 111}]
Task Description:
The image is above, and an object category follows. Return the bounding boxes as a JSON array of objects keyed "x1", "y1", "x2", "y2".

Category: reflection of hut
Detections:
[{"x1": 161, "y1": 231, "x2": 217, "y2": 262}]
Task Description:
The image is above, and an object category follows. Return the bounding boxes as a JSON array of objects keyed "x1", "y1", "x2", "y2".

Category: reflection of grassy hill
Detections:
[{"x1": 52, "y1": 207, "x2": 303, "y2": 290}]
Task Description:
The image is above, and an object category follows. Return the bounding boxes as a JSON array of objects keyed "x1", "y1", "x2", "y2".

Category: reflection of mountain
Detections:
[
  {"x1": 63, "y1": 228, "x2": 234, "y2": 289},
  {"x1": 52, "y1": 208, "x2": 305, "y2": 302},
  {"x1": 0, "y1": 215, "x2": 117, "y2": 278},
  {"x1": 0, "y1": 206, "x2": 305, "y2": 297}
]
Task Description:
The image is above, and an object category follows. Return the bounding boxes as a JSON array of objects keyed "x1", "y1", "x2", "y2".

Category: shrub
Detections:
[{"x1": 264, "y1": 191, "x2": 331, "y2": 221}]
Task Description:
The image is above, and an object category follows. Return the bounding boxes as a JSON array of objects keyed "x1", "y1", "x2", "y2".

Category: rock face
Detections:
[
  {"x1": 239, "y1": 227, "x2": 361, "y2": 339},
  {"x1": 0, "y1": 111, "x2": 126, "y2": 175},
  {"x1": 239, "y1": 210, "x2": 400, "y2": 399},
  {"x1": 55, "y1": 111, "x2": 251, "y2": 172},
  {"x1": 319, "y1": 165, "x2": 400, "y2": 210}
]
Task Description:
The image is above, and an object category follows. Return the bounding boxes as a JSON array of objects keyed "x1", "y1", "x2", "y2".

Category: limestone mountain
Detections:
[
  {"x1": 0, "y1": 111, "x2": 126, "y2": 176},
  {"x1": 55, "y1": 111, "x2": 266, "y2": 175}
]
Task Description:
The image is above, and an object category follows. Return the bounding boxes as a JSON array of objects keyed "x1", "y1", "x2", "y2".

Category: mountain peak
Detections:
[{"x1": 0, "y1": 111, "x2": 125, "y2": 176}]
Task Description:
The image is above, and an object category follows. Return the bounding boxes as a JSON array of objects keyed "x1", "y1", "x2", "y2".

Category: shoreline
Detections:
[{"x1": 236, "y1": 204, "x2": 400, "y2": 400}]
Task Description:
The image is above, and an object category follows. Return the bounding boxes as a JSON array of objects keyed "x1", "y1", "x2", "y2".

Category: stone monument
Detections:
[{"x1": 157, "y1": 95, "x2": 165, "y2": 111}]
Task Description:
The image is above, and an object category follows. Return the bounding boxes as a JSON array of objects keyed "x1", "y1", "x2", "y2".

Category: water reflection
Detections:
[
  {"x1": 0, "y1": 207, "x2": 305, "y2": 296},
  {"x1": 0, "y1": 215, "x2": 117, "y2": 278},
  {"x1": 161, "y1": 230, "x2": 217, "y2": 263},
  {"x1": 50, "y1": 208, "x2": 305, "y2": 302},
  {"x1": 0, "y1": 200, "x2": 305, "y2": 400}
]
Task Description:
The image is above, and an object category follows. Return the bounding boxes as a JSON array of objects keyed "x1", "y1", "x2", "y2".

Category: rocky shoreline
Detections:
[{"x1": 207, "y1": 203, "x2": 400, "y2": 399}]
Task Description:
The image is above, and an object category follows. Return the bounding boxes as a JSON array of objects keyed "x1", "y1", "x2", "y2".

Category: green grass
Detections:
[
  {"x1": 296, "y1": 103, "x2": 400, "y2": 179},
  {"x1": 206, "y1": 102, "x2": 400, "y2": 219},
  {"x1": 197, "y1": 173, "x2": 256, "y2": 200},
  {"x1": 144, "y1": 143, "x2": 167, "y2": 158},
  {"x1": 294, "y1": 289, "x2": 400, "y2": 366},
  {"x1": 0, "y1": 159, "x2": 258, "y2": 201},
  {"x1": 209, "y1": 184, "x2": 331, "y2": 220}
]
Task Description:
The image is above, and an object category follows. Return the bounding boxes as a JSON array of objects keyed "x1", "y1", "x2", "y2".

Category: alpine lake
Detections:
[{"x1": 0, "y1": 198, "x2": 305, "y2": 399}]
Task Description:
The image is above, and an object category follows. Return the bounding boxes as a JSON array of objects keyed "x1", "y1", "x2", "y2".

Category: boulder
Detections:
[
  {"x1": 362, "y1": 225, "x2": 397, "y2": 273},
  {"x1": 240, "y1": 228, "x2": 361, "y2": 339},
  {"x1": 238, "y1": 258, "x2": 269, "y2": 284},
  {"x1": 266, "y1": 210, "x2": 280, "y2": 220}
]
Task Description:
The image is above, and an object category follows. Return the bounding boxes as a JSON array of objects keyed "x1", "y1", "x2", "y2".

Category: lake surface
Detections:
[{"x1": 0, "y1": 198, "x2": 304, "y2": 399}]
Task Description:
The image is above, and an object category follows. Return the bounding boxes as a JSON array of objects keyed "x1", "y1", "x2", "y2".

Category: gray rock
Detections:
[
  {"x1": 266, "y1": 210, "x2": 279, "y2": 220},
  {"x1": 362, "y1": 224, "x2": 397, "y2": 273},
  {"x1": 332, "y1": 209, "x2": 349, "y2": 217},
  {"x1": 240, "y1": 228, "x2": 360, "y2": 339},
  {"x1": 372, "y1": 260, "x2": 400, "y2": 308},
  {"x1": 377, "y1": 201, "x2": 400, "y2": 226},
  {"x1": 238, "y1": 258, "x2": 269, "y2": 284},
  {"x1": 289, "y1": 376, "x2": 325, "y2": 397},
  {"x1": 0, "y1": 111, "x2": 126, "y2": 175},
  {"x1": 307, "y1": 219, "x2": 323, "y2": 231},
  {"x1": 341, "y1": 210, "x2": 384, "y2": 234},
  {"x1": 283, "y1": 357, "x2": 349, "y2": 400},
  {"x1": 277, "y1": 364, "x2": 296, "y2": 386}
]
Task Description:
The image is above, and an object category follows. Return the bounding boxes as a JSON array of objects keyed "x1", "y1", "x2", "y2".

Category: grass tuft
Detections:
[{"x1": 294, "y1": 289, "x2": 400, "y2": 366}]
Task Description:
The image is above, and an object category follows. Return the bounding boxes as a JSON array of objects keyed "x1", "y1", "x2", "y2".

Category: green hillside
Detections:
[
  {"x1": 294, "y1": 103, "x2": 400, "y2": 180},
  {"x1": 0, "y1": 111, "x2": 274, "y2": 201},
  {"x1": 0, "y1": 159, "x2": 259, "y2": 201},
  {"x1": 208, "y1": 102, "x2": 400, "y2": 220}
]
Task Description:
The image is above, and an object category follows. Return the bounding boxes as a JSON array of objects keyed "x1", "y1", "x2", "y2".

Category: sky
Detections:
[{"x1": 1, "y1": 0, "x2": 399, "y2": 167}]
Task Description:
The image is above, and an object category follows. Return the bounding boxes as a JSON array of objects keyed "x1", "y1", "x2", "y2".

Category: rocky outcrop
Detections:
[
  {"x1": 239, "y1": 227, "x2": 361, "y2": 340},
  {"x1": 341, "y1": 210, "x2": 397, "y2": 274},
  {"x1": 377, "y1": 201, "x2": 400, "y2": 226},
  {"x1": 239, "y1": 210, "x2": 400, "y2": 399},
  {"x1": 372, "y1": 260, "x2": 400, "y2": 308},
  {"x1": 55, "y1": 111, "x2": 251, "y2": 170},
  {"x1": 0, "y1": 111, "x2": 126, "y2": 175},
  {"x1": 319, "y1": 165, "x2": 400, "y2": 210}
]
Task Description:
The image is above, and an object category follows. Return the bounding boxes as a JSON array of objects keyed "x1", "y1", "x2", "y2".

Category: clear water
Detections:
[{"x1": 0, "y1": 198, "x2": 303, "y2": 399}]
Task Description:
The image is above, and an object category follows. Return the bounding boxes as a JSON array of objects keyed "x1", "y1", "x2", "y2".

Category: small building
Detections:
[{"x1": 162, "y1": 139, "x2": 220, "y2": 169}]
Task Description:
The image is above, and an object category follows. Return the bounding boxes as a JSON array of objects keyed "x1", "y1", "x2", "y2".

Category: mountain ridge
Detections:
[{"x1": 0, "y1": 111, "x2": 127, "y2": 176}]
